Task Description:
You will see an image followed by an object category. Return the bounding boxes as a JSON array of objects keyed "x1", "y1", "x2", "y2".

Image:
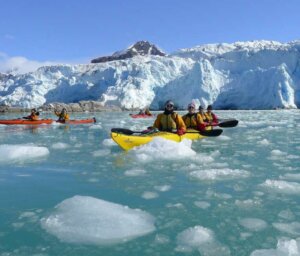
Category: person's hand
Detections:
[{"x1": 177, "y1": 128, "x2": 185, "y2": 136}]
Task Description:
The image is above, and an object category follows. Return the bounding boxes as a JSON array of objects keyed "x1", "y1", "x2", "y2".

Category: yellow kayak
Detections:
[{"x1": 111, "y1": 128, "x2": 222, "y2": 150}]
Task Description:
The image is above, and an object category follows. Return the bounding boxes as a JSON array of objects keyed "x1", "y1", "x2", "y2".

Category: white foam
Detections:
[
  {"x1": 41, "y1": 195, "x2": 155, "y2": 245},
  {"x1": 51, "y1": 142, "x2": 69, "y2": 149},
  {"x1": 124, "y1": 169, "x2": 146, "y2": 176},
  {"x1": 190, "y1": 168, "x2": 250, "y2": 181},
  {"x1": 239, "y1": 218, "x2": 267, "y2": 232},
  {"x1": 0, "y1": 144, "x2": 49, "y2": 163},
  {"x1": 251, "y1": 238, "x2": 300, "y2": 256},
  {"x1": 273, "y1": 222, "x2": 300, "y2": 236},
  {"x1": 260, "y1": 180, "x2": 300, "y2": 194},
  {"x1": 131, "y1": 137, "x2": 196, "y2": 161}
]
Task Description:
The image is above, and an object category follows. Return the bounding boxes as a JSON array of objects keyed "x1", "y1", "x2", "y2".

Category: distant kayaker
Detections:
[
  {"x1": 205, "y1": 105, "x2": 218, "y2": 124},
  {"x1": 23, "y1": 108, "x2": 39, "y2": 121},
  {"x1": 183, "y1": 103, "x2": 206, "y2": 130},
  {"x1": 153, "y1": 100, "x2": 186, "y2": 135},
  {"x1": 55, "y1": 108, "x2": 70, "y2": 122},
  {"x1": 144, "y1": 107, "x2": 152, "y2": 116}
]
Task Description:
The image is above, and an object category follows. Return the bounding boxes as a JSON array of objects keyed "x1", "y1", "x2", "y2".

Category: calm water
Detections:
[{"x1": 0, "y1": 110, "x2": 299, "y2": 256}]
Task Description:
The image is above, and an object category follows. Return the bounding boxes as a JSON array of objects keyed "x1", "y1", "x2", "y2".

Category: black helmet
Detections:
[
  {"x1": 198, "y1": 105, "x2": 203, "y2": 110},
  {"x1": 165, "y1": 100, "x2": 174, "y2": 107},
  {"x1": 207, "y1": 105, "x2": 213, "y2": 110}
]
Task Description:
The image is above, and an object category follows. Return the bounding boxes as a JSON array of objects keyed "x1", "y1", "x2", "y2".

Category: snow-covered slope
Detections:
[{"x1": 1, "y1": 40, "x2": 300, "y2": 109}]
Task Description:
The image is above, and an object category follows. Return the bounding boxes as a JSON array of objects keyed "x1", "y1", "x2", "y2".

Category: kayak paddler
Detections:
[
  {"x1": 54, "y1": 108, "x2": 70, "y2": 122},
  {"x1": 153, "y1": 100, "x2": 186, "y2": 135}
]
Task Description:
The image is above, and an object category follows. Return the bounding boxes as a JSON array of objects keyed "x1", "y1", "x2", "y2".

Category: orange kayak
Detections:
[
  {"x1": 56, "y1": 118, "x2": 96, "y2": 124},
  {"x1": 0, "y1": 119, "x2": 53, "y2": 125}
]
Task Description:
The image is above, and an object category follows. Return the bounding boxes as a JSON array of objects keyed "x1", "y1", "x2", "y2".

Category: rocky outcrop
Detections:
[
  {"x1": 0, "y1": 101, "x2": 122, "y2": 113},
  {"x1": 91, "y1": 41, "x2": 166, "y2": 63}
]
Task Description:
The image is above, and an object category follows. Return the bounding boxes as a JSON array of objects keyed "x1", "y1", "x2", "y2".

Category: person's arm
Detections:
[
  {"x1": 196, "y1": 114, "x2": 206, "y2": 131},
  {"x1": 212, "y1": 113, "x2": 218, "y2": 123},
  {"x1": 176, "y1": 115, "x2": 186, "y2": 135},
  {"x1": 153, "y1": 114, "x2": 162, "y2": 130}
]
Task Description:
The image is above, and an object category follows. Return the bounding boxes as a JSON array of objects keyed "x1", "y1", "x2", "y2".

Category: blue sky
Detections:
[{"x1": 1, "y1": 0, "x2": 300, "y2": 71}]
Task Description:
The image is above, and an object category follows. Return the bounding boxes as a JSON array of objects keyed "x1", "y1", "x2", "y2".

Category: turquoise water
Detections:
[{"x1": 0, "y1": 110, "x2": 300, "y2": 256}]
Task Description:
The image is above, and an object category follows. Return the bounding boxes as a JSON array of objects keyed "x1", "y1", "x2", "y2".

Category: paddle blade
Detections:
[
  {"x1": 111, "y1": 128, "x2": 135, "y2": 135},
  {"x1": 218, "y1": 119, "x2": 238, "y2": 128},
  {"x1": 199, "y1": 129, "x2": 223, "y2": 137}
]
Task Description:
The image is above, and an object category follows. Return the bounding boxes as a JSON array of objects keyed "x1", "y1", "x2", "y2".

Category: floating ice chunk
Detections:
[
  {"x1": 194, "y1": 201, "x2": 211, "y2": 209},
  {"x1": 190, "y1": 168, "x2": 250, "y2": 181},
  {"x1": 235, "y1": 199, "x2": 262, "y2": 208},
  {"x1": 217, "y1": 135, "x2": 231, "y2": 141},
  {"x1": 278, "y1": 209, "x2": 295, "y2": 221},
  {"x1": 273, "y1": 222, "x2": 300, "y2": 236},
  {"x1": 0, "y1": 144, "x2": 49, "y2": 163},
  {"x1": 142, "y1": 191, "x2": 159, "y2": 199},
  {"x1": 239, "y1": 218, "x2": 267, "y2": 232},
  {"x1": 280, "y1": 173, "x2": 300, "y2": 181},
  {"x1": 271, "y1": 149, "x2": 286, "y2": 157},
  {"x1": 258, "y1": 139, "x2": 270, "y2": 146},
  {"x1": 131, "y1": 138, "x2": 196, "y2": 161},
  {"x1": 154, "y1": 185, "x2": 171, "y2": 192},
  {"x1": 102, "y1": 138, "x2": 116, "y2": 147},
  {"x1": 176, "y1": 226, "x2": 215, "y2": 252},
  {"x1": 51, "y1": 142, "x2": 69, "y2": 149},
  {"x1": 89, "y1": 124, "x2": 102, "y2": 129},
  {"x1": 251, "y1": 238, "x2": 300, "y2": 256},
  {"x1": 41, "y1": 195, "x2": 155, "y2": 245},
  {"x1": 176, "y1": 225, "x2": 230, "y2": 255},
  {"x1": 124, "y1": 169, "x2": 146, "y2": 176},
  {"x1": 92, "y1": 149, "x2": 110, "y2": 157},
  {"x1": 260, "y1": 180, "x2": 300, "y2": 194},
  {"x1": 154, "y1": 234, "x2": 170, "y2": 244}
]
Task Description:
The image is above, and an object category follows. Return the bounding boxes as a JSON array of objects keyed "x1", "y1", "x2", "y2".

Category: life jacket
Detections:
[
  {"x1": 205, "y1": 112, "x2": 218, "y2": 123},
  {"x1": 198, "y1": 112, "x2": 208, "y2": 122},
  {"x1": 159, "y1": 112, "x2": 178, "y2": 131},
  {"x1": 31, "y1": 114, "x2": 39, "y2": 121},
  {"x1": 182, "y1": 113, "x2": 198, "y2": 129},
  {"x1": 56, "y1": 112, "x2": 70, "y2": 121}
]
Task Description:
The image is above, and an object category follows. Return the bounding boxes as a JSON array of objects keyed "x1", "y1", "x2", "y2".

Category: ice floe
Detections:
[
  {"x1": 238, "y1": 218, "x2": 267, "y2": 232},
  {"x1": 260, "y1": 180, "x2": 300, "y2": 194},
  {"x1": 190, "y1": 168, "x2": 250, "y2": 181}
]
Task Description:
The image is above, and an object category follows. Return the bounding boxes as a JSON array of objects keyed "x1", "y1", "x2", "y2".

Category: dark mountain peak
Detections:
[{"x1": 91, "y1": 41, "x2": 166, "y2": 63}]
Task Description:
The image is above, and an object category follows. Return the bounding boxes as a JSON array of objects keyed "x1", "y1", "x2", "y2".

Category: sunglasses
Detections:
[
  {"x1": 166, "y1": 104, "x2": 174, "y2": 108},
  {"x1": 188, "y1": 106, "x2": 194, "y2": 109}
]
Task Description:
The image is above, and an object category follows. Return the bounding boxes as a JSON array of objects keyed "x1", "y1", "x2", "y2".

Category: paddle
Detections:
[
  {"x1": 212, "y1": 119, "x2": 238, "y2": 128},
  {"x1": 111, "y1": 128, "x2": 223, "y2": 137}
]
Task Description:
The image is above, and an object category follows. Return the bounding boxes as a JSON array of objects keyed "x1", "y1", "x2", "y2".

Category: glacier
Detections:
[{"x1": 0, "y1": 40, "x2": 300, "y2": 109}]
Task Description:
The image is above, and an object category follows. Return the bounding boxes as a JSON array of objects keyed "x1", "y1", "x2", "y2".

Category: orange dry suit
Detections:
[{"x1": 153, "y1": 111, "x2": 186, "y2": 135}]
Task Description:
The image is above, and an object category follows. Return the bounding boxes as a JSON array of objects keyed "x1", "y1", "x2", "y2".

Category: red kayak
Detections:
[
  {"x1": 130, "y1": 114, "x2": 154, "y2": 118},
  {"x1": 0, "y1": 119, "x2": 53, "y2": 125},
  {"x1": 56, "y1": 118, "x2": 96, "y2": 124}
]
